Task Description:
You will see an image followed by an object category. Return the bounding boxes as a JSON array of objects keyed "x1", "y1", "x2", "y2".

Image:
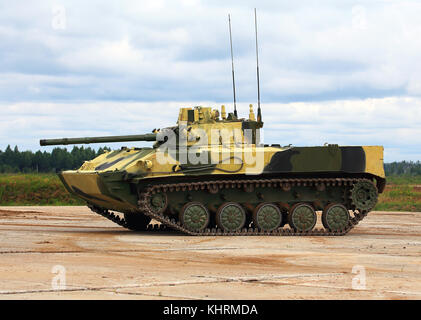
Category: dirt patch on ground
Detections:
[
  {"x1": 0, "y1": 209, "x2": 42, "y2": 216},
  {"x1": 0, "y1": 206, "x2": 420, "y2": 299}
]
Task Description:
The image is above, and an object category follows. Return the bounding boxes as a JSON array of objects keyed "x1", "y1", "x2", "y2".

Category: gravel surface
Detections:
[{"x1": 0, "y1": 206, "x2": 420, "y2": 299}]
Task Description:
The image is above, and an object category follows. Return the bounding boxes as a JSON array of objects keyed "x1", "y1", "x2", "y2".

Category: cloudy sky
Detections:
[{"x1": 1, "y1": 0, "x2": 420, "y2": 161}]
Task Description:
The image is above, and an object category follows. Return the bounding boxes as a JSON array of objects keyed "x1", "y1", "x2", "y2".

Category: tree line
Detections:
[
  {"x1": 384, "y1": 161, "x2": 421, "y2": 176},
  {"x1": 0, "y1": 145, "x2": 110, "y2": 173},
  {"x1": 0, "y1": 145, "x2": 420, "y2": 175}
]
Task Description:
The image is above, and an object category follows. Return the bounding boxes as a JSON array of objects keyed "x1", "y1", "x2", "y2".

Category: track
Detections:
[
  {"x1": 88, "y1": 205, "x2": 168, "y2": 232},
  {"x1": 90, "y1": 177, "x2": 373, "y2": 236}
]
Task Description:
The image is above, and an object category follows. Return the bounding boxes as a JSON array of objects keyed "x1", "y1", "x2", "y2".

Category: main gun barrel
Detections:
[{"x1": 40, "y1": 133, "x2": 157, "y2": 146}]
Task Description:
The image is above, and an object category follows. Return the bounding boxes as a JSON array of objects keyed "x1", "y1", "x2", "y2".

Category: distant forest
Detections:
[
  {"x1": 0, "y1": 145, "x2": 110, "y2": 173},
  {"x1": 383, "y1": 161, "x2": 421, "y2": 176},
  {"x1": 0, "y1": 145, "x2": 420, "y2": 175}
]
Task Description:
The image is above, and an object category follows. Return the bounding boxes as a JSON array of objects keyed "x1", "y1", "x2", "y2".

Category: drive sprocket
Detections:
[{"x1": 350, "y1": 180, "x2": 378, "y2": 212}]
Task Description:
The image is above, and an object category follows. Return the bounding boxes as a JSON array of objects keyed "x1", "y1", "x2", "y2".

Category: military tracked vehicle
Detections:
[
  {"x1": 40, "y1": 104, "x2": 385, "y2": 236},
  {"x1": 40, "y1": 11, "x2": 385, "y2": 236}
]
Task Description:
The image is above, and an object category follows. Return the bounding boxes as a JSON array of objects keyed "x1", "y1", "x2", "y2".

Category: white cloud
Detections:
[
  {"x1": 1, "y1": 1, "x2": 421, "y2": 102},
  {"x1": 59, "y1": 37, "x2": 144, "y2": 73},
  {"x1": 0, "y1": 1, "x2": 420, "y2": 160},
  {"x1": 1, "y1": 96, "x2": 420, "y2": 162}
]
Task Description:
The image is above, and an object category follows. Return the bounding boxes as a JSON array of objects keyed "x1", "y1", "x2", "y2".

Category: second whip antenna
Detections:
[
  {"x1": 228, "y1": 14, "x2": 238, "y2": 118},
  {"x1": 254, "y1": 8, "x2": 262, "y2": 123}
]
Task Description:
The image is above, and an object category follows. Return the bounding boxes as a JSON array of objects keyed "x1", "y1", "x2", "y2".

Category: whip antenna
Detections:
[
  {"x1": 254, "y1": 8, "x2": 262, "y2": 123},
  {"x1": 228, "y1": 14, "x2": 238, "y2": 118}
]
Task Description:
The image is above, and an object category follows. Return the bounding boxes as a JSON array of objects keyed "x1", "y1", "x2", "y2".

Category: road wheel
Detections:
[
  {"x1": 179, "y1": 202, "x2": 210, "y2": 232},
  {"x1": 288, "y1": 203, "x2": 317, "y2": 232},
  {"x1": 253, "y1": 203, "x2": 282, "y2": 231},
  {"x1": 216, "y1": 202, "x2": 246, "y2": 232},
  {"x1": 322, "y1": 203, "x2": 350, "y2": 231}
]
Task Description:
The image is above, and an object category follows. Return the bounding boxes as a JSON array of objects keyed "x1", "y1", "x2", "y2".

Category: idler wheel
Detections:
[
  {"x1": 350, "y1": 180, "x2": 378, "y2": 212},
  {"x1": 179, "y1": 202, "x2": 210, "y2": 232},
  {"x1": 288, "y1": 203, "x2": 317, "y2": 232},
  {"x1": 216, "y1": 202, "x2": 246, "y2": 232},
  {"x1": 322, "y1": 203, "x2": 350, "y2": 231},
  {"x1": 124, "y1": 213, "x2": 151, "y2": 231},
  {"x1": 149, "y1": 192, "x2": 168, "y2": 214},
  {"x1": 253, "y1": 203, "x2": 282, "y2": 231}
]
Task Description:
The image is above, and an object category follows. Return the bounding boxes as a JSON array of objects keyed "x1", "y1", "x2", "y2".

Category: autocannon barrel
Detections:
[{"x1": 40, "y1": 133, "x2": 157, "y2": 146}]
